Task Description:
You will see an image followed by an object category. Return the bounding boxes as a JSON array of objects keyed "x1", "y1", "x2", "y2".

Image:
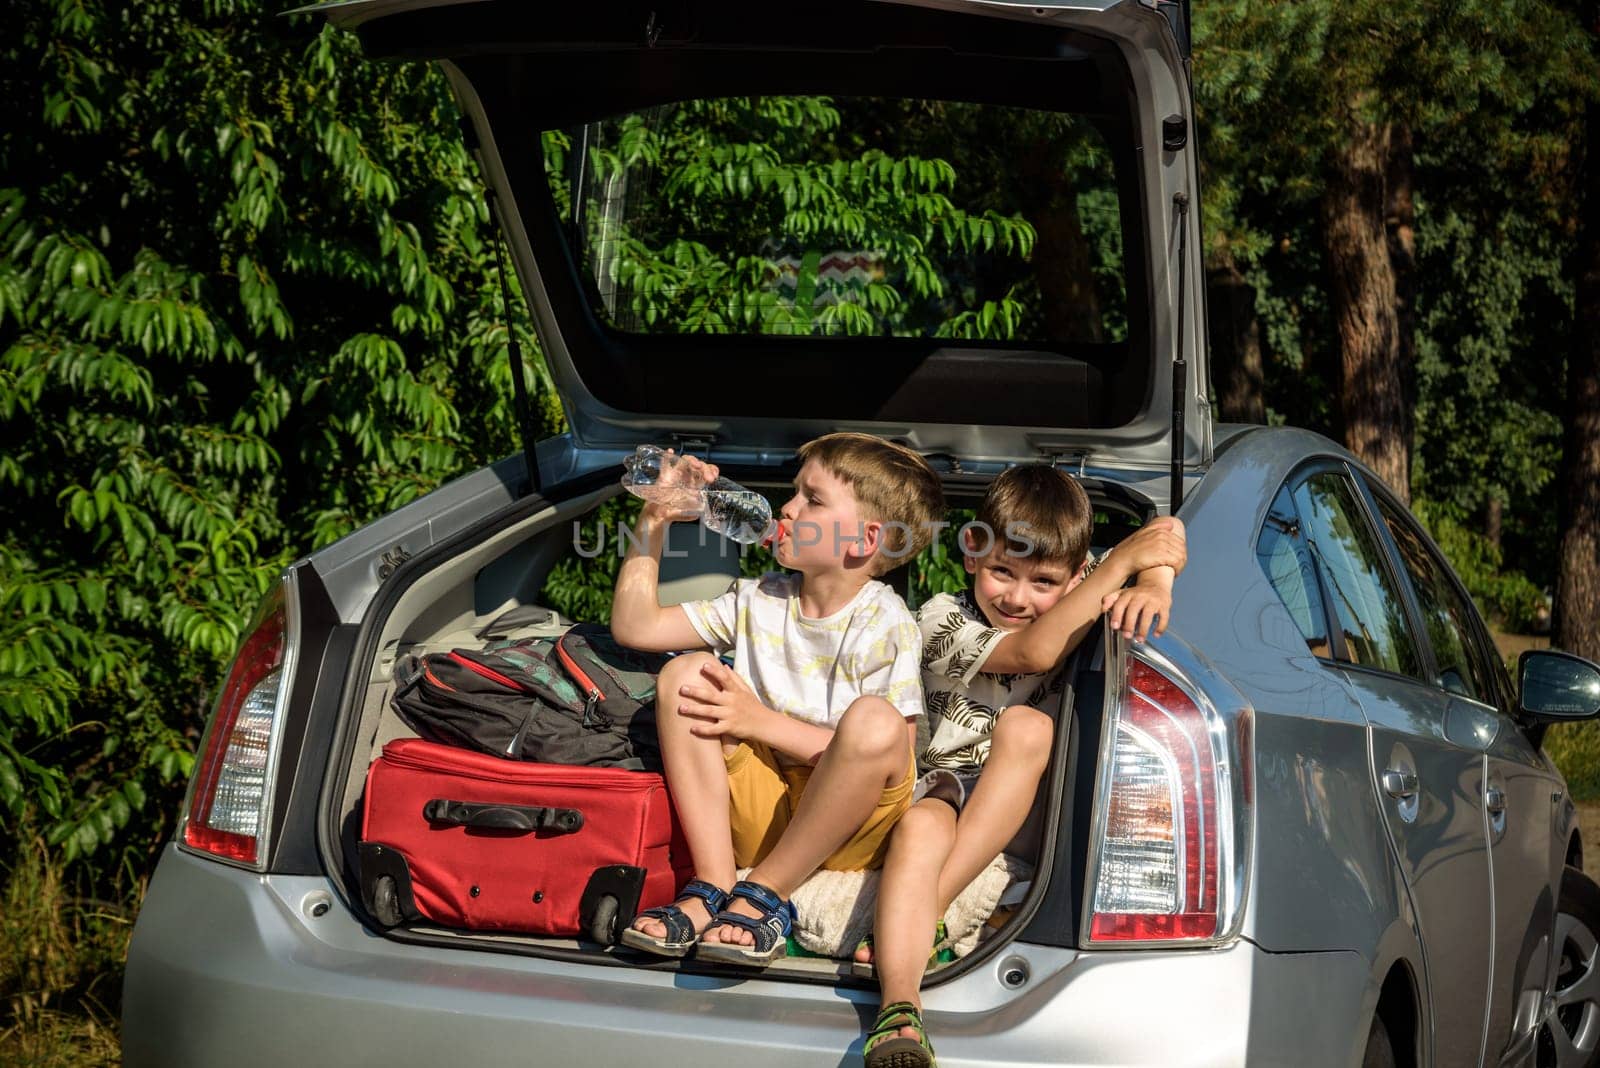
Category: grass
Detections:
[
  {"x1": 1578, "y1": 803, "x2": 1600, "y2": 875},
  {"x1": 0, "y1": 833, "x2": 132, "y2": 1068}
]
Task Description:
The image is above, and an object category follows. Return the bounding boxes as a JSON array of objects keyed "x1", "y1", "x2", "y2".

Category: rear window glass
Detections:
[
  {"x1": 542, "y1": 97, "x2": 1127, "y2": 344},
  {"x1": 1256, "y1": 486, "x2": 1331, "y2": 657},
  {"x1": 1291, "y1": 473, "x2": 1422, "y2": 679}
]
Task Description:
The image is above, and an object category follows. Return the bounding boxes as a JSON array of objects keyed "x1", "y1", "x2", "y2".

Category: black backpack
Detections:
[{"x1": 391, "y1": 623, "x2": 671, "y2": 770}]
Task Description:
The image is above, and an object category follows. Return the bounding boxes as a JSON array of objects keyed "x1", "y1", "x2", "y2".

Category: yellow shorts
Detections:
[{"x1": 724, "y1": 740, "x2": 915, "y2": 871}]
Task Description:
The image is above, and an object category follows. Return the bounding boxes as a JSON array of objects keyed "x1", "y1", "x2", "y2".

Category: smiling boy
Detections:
[
  {"x1": 610, "y1": 432, "x2": 944, "y2": 966},
  {"x1": 860, "y1": 464, "x2": 1186, "y2": 1068}
]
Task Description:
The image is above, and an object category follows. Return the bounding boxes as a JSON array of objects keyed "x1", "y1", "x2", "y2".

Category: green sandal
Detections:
[
  {"x1": 851, "y1": 920, "x2": 951, "y2": 978},
  {"x1": 864, "y1": 1001, "x2": 936, "y2": 1068}
]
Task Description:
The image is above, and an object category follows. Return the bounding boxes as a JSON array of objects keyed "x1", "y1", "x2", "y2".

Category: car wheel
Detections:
[
  {"x1": 1538, "y1": 866, "x2": 1600, "y2": 1068},
  {"x1": 589, "y1": 893, "x2": 619, "y2": 945},
  {"x1": 372, "y1": 874, "x2": 403, "y2": 928},
  {"x1": 1362, "y1": 1014, "x2": 1396, "y2": 1068}
]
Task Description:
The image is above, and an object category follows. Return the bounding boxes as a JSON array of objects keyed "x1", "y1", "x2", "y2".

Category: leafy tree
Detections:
[
  {"x1": 1194, "y1": 0, "x2": 1596, "y2": 512},
  {"x1": 1194, "y1": 0, "x2": 1596, "y2": 630},
  {"x1": 0, "y1": 0, "x2": 559, "y2": 878},
  {"x1": 1556, "y1": 0, "x2": 1600, "y2": 662},
  {"x1": 551, "y1": 97, "x2": 1129, "y2": 343}
]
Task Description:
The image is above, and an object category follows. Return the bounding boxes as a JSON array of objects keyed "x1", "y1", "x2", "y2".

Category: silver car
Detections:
[{"x1": 121, "y1": 1, "x2": 1600, "y2": 1065}]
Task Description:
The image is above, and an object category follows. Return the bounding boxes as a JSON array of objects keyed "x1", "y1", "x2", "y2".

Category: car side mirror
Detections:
[{"x1": 1519, "y1": 649, "x2": 1600, "y2": 722}]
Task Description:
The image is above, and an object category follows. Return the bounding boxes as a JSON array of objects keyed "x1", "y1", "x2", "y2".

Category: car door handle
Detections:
[
  {"x1": 1382, "y1": 770, "x2": 1419, "y2": 800},
  {"x1": 1485, "y1": 787, "x2": 1507, "y2": 815}
]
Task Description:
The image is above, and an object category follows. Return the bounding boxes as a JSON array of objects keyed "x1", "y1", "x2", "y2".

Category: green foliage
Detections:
[
  {"x1": 552, "y1": 97, "x2": 1123, "y2": 342},
  {"x1": 0, "y1": 0, "x2": 560, "y2": 883},
  {"x1": 1412, "y1": 501, "x2": 1548, "y2": 631},
  {"x1": 1192, "y1": 0, "x2": 1596, "y2": 604},
  {"x1": 1545, "y1": 722, "x2": 1600, "y2": 803}
]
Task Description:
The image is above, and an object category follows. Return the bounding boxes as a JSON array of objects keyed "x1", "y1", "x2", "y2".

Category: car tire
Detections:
[
  {"x1": 1539, "y1": 866, "x2": 1600, "y2": 1068},
  {"x1": 372, "y1": 874, "x2": 403, "y2": 928},
  {"x1": 1362, "y1": 1014, "x2": 1396, "y2": 1068},
  {"x1": 590, "y1": 893, "x2": 619, "y2": 945}
]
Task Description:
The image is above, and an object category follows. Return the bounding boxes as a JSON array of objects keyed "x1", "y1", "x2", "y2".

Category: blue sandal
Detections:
[
  {"x1": 694, "y1": 879, "x2": 796, "y2": 966},
  {"x1": 618, "y1": 879, "x2": 728, "y2": 957}
]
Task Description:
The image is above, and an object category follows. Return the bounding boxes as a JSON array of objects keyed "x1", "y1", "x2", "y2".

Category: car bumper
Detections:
[{"x1": 124, "y1": 845, "x2": 1371, "y2": 1067}]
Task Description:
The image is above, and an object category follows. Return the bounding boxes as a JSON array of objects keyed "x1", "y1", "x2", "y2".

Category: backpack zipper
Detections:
[
  {"x1": 446, "y1": 651, "x2": 531, "y2": 693},
  {"x1": 553, "y1": 640, "x2": 605, "y2": 726}
]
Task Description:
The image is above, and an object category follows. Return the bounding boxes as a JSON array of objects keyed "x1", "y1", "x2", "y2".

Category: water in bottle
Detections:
[{"x1": 621, "y1": 445, "x2": 774, "y2": 545}]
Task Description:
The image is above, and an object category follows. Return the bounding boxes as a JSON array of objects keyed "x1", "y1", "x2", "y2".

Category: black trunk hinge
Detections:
[
  {"x1": 1170, "y1": 191, "x2": 1190, "y2": 515},
  {"x1": 484, "y1": 188, "x2": 543, "y2": 498}
]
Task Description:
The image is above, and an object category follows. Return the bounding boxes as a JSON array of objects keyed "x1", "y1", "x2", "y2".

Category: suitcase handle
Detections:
[{"x1": 422, "y1": 798, "x2": 584, "y2": 834}]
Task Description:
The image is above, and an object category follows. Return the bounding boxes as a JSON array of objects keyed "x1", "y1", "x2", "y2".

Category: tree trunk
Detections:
[
  {"x1": 1556, "y1": 2, "x2": 1600, "y2": 662},
  {"x1": 1016, "y1": 132, "x2": 1103, "y2": 343},
  {"x1": 1485, "y1": 495, "x2": 1503, "y2": 553},
  {"x1": 1386, "y1": 123, "x2": 1418, "y2": 458},
  {"x1": 1321, "y1": 118, "x2": 1411, "y2": 504},
  {"x1": 1206, "y1": 258, "x2": 1266, "y2": 423}
]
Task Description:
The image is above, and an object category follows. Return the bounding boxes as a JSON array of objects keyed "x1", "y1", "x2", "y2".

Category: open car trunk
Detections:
[
  {"x1": 310, "y1": 0, "x2": 1206, "y2": 980},
  {"x1": 321, "y1": 465, "x2": 1151, "y2": 976}
]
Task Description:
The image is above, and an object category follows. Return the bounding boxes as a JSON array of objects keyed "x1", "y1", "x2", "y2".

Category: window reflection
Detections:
[{"x1": 1290, "y1": 475, "x2": 1421, "y2": 678}]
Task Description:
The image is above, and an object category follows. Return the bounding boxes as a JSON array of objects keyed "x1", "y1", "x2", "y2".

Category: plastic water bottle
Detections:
[{"x1": 621, "y1": 445, "x2": 774, "y2": 545}]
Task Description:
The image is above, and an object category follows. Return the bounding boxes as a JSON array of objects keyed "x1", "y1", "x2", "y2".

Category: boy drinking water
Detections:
[
  {"x1": 861, "y1": 465, "x2": 1186, "y2": 1067},
  {"x1": 611, "y1": 432, "x2": 944, "y2": 966}
]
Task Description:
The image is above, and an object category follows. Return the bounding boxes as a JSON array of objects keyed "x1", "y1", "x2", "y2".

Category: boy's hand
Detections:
[
  {"x1": 640, "y1": 450, "x2": 720, "y2": 525},
  {"x1": 1115, "y1": 515, "x2": 1187, "y2": 576},
  {"x1": 675, "y1": 660, "x2": 769, "y2": 741},
  {"x1": 1103, "y1": 584, "x2": 1174, "y2": 641}
]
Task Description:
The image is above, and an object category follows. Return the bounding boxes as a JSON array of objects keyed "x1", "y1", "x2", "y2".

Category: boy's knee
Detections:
[
  {"x1": 897, "y1": 800, "x2": 957, "y2": 844},
  {"x1": 659, "y1": 650, "x2": 716, "y2": 689},
  {"x1": 834, "y1": 697, "x2": 908, "y2": 761},
  {"x1": 995, "y1": 706, "x2": 1054, "y2": 762}
]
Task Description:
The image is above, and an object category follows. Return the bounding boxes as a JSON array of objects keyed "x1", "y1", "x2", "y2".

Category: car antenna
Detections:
[
  {"x1": 1169, "y1": 190, "x2": 1189, "y2": 515},
  {"x1": 484, "y1": 187, "x2": 543, "y2": 498}
]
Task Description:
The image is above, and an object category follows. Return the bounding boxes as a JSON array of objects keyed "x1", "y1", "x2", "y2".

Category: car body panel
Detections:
[
  {"x1": 1483, "y1": 707, "x2": 1561, "y2": 1064},
  {"x1": 124, "y1": 844, "x2": 1375, "y2": 1068},
  {"x1": 1155, "y1": 427, "x2": 1416, "y2": 959},
  {"x1": 1343, "y1": 669, "x2": 1495, "y2": 1067}
]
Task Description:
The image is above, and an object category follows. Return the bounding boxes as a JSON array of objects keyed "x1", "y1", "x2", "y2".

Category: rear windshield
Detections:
[{"x1": 542, "y1": 97, "x2": 1129, "y2": 345}]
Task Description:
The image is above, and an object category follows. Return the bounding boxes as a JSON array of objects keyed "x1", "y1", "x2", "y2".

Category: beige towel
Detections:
[{"x1": 741, "y1": 853, "x2": 1034, "y2": 959}]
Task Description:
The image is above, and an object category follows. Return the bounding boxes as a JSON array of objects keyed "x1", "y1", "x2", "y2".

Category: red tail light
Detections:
[
  {"x1": 1087, "y1": 650, "x2": 1247, "y2": 945},
  {"x1": 181, "y1": 579, "x2": 295, "y2": 868}
]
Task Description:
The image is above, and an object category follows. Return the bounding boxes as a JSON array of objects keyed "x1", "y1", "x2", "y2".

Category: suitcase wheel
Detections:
[
  {"x1": 373, "y1": 874, "x2": 404, "y2": 928},
  {"x1": 590, "y1": 894, "x2": 620, "y2": 945}
]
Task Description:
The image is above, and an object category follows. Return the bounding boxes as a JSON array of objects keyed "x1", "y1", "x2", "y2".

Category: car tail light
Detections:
[
  {"x1": 1087, "y1": 648, "x2": 1249, "y2": 945},
  {"x1": 180, "y1": 576, "x2": 297, "y2": 868}
]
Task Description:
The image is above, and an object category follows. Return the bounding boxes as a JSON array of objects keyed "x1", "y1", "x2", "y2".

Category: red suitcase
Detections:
[{"x1": 357, "y1": 738, "x2": 690, "y2": 943}]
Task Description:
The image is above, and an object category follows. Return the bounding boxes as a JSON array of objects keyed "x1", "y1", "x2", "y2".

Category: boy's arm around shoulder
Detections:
[
  {"x1": 609, "y1": 510, "x2": 714, "y2": 653},
  {"x1": 980, "y1": 516, "x2": 1187, "y2": 675}
]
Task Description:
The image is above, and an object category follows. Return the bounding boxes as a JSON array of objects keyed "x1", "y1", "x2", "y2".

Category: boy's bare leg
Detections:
[
  {"x1": 701, "y1": 696, "x2": 910, "y2": 946},
  {"x1": 629, "y1": 652, "x2": 738, "y2": 939},
  {"x1": 873, "y1": 798, "x2": 958, "y2": 1037},
  {"x1": 854, "y1": 705, "x2": 1055, "y2": 967},
  {"x1": 933, "y1": 705, "x2": 1054, "y2": 913}
]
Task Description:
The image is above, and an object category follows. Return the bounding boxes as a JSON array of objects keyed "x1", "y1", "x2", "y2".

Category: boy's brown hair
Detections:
[
  {"x1": 796, "y1": 432, "x2": 944, "y2": 575},
  {"x1": 973, "y1": 464, "x2": 1093, "y2": 570}
]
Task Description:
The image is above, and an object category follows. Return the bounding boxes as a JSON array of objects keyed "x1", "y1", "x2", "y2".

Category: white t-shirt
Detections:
[
  {"x1": 917, "y1": 589, "x2": 1068, "y2": 772},
  {"x1": 680, "y1": 572, "x2": 926, "y2": 730}
]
